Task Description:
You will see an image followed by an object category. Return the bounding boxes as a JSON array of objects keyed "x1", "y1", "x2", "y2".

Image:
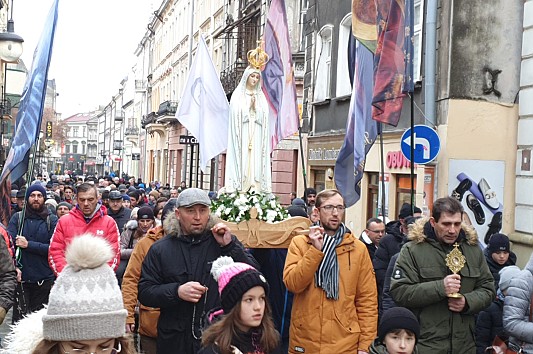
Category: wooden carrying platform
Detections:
[{"x1": 222, "y1": 207, "x2": 311, "y2": 248}]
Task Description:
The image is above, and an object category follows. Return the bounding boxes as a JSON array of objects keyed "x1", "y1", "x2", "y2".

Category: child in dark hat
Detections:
[
  {"x1": 199, "y1": 256, "x2": 281, "y2": 354},
  {"x1": 483, "y1": 233, "x2": 517, "y2": 292},
  {"x1": 370, "y1": 307, "x2": 420, "y2": 354}
]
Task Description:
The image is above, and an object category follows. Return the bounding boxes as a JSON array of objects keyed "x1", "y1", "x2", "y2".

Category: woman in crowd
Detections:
[
  {"x1": 2, "y1": 234, "x2": 136, "y2": 353},
  {"x1": 117, "y1": 205, "x2": 155, "y2": 286}
]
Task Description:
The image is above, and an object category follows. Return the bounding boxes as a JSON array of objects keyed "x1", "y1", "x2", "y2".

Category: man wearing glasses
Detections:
[
  {"x1": 283, "y1": 189, "x2": 378, "y2": 354},
  {"x1": 360, "y1": 217, "x2": 385, "y2": 260}
]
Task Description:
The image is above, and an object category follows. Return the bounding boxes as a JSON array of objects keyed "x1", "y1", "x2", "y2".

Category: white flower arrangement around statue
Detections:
[
  {"x1": 211, "y1": 187, "x2": 310, "y2": 249},
  {"x1": 211, "y1": 187, "x2": 288, "y2": 223}
]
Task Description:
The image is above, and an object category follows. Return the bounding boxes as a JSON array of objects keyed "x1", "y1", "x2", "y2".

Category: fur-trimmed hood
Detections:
[
  {"x1": 408, "y1": 217, "x2": 479, "y2": 246},
  {"x1": 165, "y1": 211, "x2": 219, "y2": 238},
  {"x1": 1, "y1": 308, "x2": 46, "y2": 354}
]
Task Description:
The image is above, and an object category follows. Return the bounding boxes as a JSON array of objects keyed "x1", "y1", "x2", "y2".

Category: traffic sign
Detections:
[{"x1": 401, "y1": 125, "x2": 440, "y2": 164}]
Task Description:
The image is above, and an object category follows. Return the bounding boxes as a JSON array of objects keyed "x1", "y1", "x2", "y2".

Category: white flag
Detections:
[{"x1": 176, "y1": 36, "x2": 229, "y2": 173}]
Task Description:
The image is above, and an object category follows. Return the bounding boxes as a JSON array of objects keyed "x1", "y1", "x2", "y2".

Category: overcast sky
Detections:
[{"x1": 13, "y1": 0, "x2": 157, "y2": 118}]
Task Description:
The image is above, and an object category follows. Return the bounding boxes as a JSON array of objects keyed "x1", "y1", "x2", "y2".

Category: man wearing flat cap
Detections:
[{"x1": 138, "y1": 188, "x2": 259, "y2": 354}]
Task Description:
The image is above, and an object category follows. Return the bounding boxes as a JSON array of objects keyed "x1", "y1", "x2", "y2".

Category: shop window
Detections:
[{"x1": 396, "y1": 175, "x2": 417, "y2": 214}]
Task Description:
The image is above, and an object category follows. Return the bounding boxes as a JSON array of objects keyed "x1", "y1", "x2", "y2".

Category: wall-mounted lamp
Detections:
[{"x1": 0, "y1": 1, "x2": 24, "y2": 63}]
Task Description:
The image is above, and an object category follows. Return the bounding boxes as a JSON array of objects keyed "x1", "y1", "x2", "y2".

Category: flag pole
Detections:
[
  {"x1": 298, "y1": 125, "x2": 307, "y2": 192},
  {"x1": 379, "y1": 123, "x2": 386, "y2": 217},
  {"x1": 182, "y1": 0, "x2": 196, "y2": 188}
]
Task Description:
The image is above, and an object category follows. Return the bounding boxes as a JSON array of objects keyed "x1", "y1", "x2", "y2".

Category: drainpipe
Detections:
[{"x1": 424, "y1": 0, "x2": 437, "y2": 127}]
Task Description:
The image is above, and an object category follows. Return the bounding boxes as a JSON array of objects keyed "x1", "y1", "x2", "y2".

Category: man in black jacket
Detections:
[
  {"x1": 7, "y1": 184, "x2": 58, "y2": 323},
  {"x1": 107, "y1": 190, "x2": 131, "y2": 232},
  {"x1": 373, "y1": 203, "x2": 422, "y2": 307},
  {"x1": 138, "y1": 188, "x2": 259, "y2": 354}
]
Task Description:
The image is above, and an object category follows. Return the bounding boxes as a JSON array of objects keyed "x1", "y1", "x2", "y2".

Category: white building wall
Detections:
[{"x1": 516, "y1": 0, "x2": 533, "y2": 235}]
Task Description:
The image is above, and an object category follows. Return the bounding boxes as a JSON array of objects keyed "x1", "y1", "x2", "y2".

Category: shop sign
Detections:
[
  {"x1": 307, "y1": 140, "x2": 343, "y2": 166},
  {"x1": 387, "y1": 151, "x2": 411, "y2": 169}
]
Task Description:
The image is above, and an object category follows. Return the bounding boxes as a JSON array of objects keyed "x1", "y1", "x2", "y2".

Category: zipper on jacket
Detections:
[{"x1": 349, "y1": 250, "x2": 351, "y2": 270}]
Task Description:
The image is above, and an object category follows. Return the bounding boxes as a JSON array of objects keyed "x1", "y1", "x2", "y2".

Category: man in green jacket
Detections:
[{"x1": 390, "y1": 197, "x2": 494, "y2": 354}]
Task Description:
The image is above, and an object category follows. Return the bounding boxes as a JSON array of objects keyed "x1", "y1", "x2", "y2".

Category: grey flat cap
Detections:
[{"x1": 176, "y1": 188, "x2": 211, "y2": 208}]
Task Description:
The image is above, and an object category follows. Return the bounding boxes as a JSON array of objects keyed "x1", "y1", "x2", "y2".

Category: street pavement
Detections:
[{"x1": 0, "y1": 309, "x2": 13, "y2": 347}]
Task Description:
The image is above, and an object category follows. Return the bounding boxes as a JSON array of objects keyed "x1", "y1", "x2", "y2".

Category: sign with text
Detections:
[
  {"x1": 46, "y1": 121, "x2": 53, "y2": 138},
  {"x1": 179, "y1": 135, "x2": 198, "y2": 145}
]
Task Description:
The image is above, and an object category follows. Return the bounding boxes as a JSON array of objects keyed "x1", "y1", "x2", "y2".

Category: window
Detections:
[
  {"x1": 314, "y1": 25, "x2": 333, "y2": 101},
  {"x1": 82, "y1": 126, "x2": 86, "y2": 138},
  {"x1": 73, "y1": 142, "x2": 78, "y2": 154},
  {"x1": 413, "y1": 0, "x2": 424, "y2": 82},
  {"x1": 72, "y1": 127, "x2": 79, "y2": 138},
  {"x1": 65, "y1": 144, "x2": 70, "y2": 154},
  {"x1": 336, "y1": 15, "x2": 352, "y2": 97}
]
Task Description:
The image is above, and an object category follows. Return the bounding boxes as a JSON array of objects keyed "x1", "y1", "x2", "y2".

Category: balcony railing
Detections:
[
  {"x1": 220, "y1": 61, "x2": 246, "y2": 94},
  {"x1": 125, "y1": 127, "x2": 140, "y2": 136},
  {"x1": 157, "y1": 100, "x2": 178, "y2": 116},
  {"x1": 135, "y1": 80, "x2": 146, "y2": 92},
  {"x1": 113, "y1": 140, "x2": 123, "y2": 151},
  {"x1": 141, "y1": 112, "x2": 157, "y2": 128}
]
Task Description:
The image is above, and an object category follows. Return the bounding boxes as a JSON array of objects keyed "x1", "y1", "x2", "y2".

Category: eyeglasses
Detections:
[
  {"x1": 367, "y1": 229, "x2": 385, "y2": 234},
  {"x1": 319, "y1": 205, "x2": 346, "y2": 213},
  {"x1": 61, "y1": 342, "x2": 121, "y2": 354}
]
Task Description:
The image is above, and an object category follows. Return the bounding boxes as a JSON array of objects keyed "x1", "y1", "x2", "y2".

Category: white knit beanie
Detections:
[{"x1": 42, "y1": 234, "x2": 127, "y2": 341}]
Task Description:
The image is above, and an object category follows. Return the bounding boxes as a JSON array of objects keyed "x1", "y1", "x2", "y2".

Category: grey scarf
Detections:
[{"x1": 315, "y1": 223, "x2": 346, "y2": 300}]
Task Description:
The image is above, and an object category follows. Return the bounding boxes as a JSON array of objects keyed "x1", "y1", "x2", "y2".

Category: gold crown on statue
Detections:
[{"x1": 247, "y1": 42, "x2": 269, "y2": 70}]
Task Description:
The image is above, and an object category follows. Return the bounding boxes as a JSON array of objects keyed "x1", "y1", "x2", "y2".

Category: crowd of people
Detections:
[{"x1": 0, "y1": 175, "x2": 531, "y2": 354}]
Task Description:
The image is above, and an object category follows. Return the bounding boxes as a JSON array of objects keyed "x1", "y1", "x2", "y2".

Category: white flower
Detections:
[{"x1": 266, "y1": 210, "x2": 277, "y2": 223}]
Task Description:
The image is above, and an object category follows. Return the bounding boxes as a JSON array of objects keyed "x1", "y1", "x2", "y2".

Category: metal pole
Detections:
[
  {"x1": 189, "y1": 144, "x2": 194, "y2": 188},
  {"x1": 379, "y1": 124, "x2": 386, "y2": 217},
  {"x1": 298, "y1": 126, "x2": 307, "y2": 192},
  {"x1": 410, "y1": 94, "x2": 415, "y2": 209}
]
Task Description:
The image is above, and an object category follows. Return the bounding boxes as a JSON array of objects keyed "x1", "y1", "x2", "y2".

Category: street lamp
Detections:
[
  {"x1": 0, "y1": 1, "x2": 24, "y2": 63},
  {"x1": 0, "y1": 0, "x2": 23, "y2": 169}
]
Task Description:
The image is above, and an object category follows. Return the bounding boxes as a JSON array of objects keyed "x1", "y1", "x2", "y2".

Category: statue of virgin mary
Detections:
[{"x1": 224, "y1": 47, "x2": 272, "y2": 193}]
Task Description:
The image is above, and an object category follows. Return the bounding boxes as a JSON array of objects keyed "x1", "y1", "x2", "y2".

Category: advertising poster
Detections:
[{"x1": 448, "y1": 159, "x2": 505, "y2": 247}]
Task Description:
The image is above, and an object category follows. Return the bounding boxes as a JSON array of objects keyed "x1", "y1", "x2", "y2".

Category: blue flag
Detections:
[
  {"x1": 0, "y1": 0, "x2": 59, "y2": 183},
  {"x1": 335, "y1": 40, "x2": 377, "y2": 207},
  {"x1": 0, "y1": 0, "x2": 58, "y2": 227}
]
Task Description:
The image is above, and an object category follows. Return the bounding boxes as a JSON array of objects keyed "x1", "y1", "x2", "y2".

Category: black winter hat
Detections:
[
  {"x1": 488, "y1": 233, "x2": 510, "y2": 254},
  {"x1": 137, "y1": 206, "x2": 155, "y2": 220},
  {"x1": 399, "y1": 203, "x2": 422, "y2": 219},
  {"x1": 211, "y1": 256, "x2": 269, "y2": 314},
  {"x1": 26, "y1": 184, "x2": 47, "y2": 202},
  {"x1": 378, "y1": 307, "x2": 420, "y2": 344}
]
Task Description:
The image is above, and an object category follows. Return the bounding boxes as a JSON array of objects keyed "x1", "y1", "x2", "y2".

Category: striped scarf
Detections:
[{"x1": 315, "y1": 223, "x2": 346, "y2": 300}]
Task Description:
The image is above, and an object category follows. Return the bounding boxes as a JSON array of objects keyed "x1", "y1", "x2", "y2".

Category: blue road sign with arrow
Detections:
[{"x1": 401, "y1": 125, "x2": 440, "y2": 164}]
